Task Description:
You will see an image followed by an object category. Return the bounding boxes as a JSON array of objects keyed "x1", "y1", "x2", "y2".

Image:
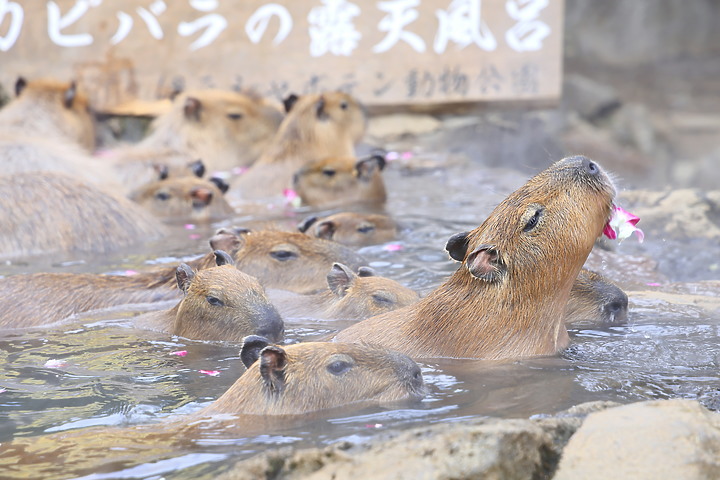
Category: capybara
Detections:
[
  {"x1": 0, "y1": 337, "x2": 424, "y2": 479},
  {"x1": 0, "y1": 172, "x2": 167, "y2": 259},
  {"x1": 0, "y1": 77, "x2": 96, "y2": 151},
  {"x1": 103, "y1": 148, "x2": 210, "y2": 192},
  {"x1": 134, "y1": 251, "x2": 284, "y2": 342},
  {"x1": 334, "y1": 156, "x2": 616, "y2": 360},
  {"x1": 125, "y1": 89, "x2": 283, "y2": 172},
  {"x1": 292, "y1": 154, "x2": 387, "y2": 209},
  {"x1": 232, "y1": 91, "x2": 367, "y2": 199},
  {"x1": 565, "y1": 268, "x2": 629, "y2": 326},
  {"x1": 128, "y1": 175, "x2": 234, "y2": 221},
  {"x1": 271, "y1": 262, "x2": 420, "y2": 321},
  {"x1": 299, "y1": 211, "x2": 397, "y2": 246}
]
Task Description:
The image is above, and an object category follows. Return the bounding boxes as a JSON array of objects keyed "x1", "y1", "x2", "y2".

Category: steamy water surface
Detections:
[{"x1": 1, "y1": 159, "x2": 719, "y2": 479}]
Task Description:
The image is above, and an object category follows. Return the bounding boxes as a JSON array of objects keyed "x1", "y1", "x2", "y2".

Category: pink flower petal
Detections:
[
  {"x1": 43, "y1": 359, "x2": 68, "y2": 368},
  {"x1": 0, "y1": 388, "x2": 6, "y2": 394},
  {"x1": 385, "y1": 152, "x2": 400, "y2": 161},
  {"x1": 646, "y1": 282, "x2": 661, "y2": 287},
  {"x1": 364, "y1": 423, "x2": 383, "y2": 428},
  {"x1": 188, "y1": 234, "x2": 201, "y2": 240},
  {"x1": 603, "y1": 204, "x2": 644, "y2": 243},
  {"x1": 170, "y1": 350, "x2": 188, "y2": 357},
  {"x1": 400, "y1": 151, "x2": 413, "y2": 160},
  {"x1": 383, "y1": 243, "x2": 404, "y2": 252},
  {"x1": 199, "y1": 370, "x2": 220, "y2": 377},
  {"x1": 232, "y1": 167, "x2": 248, "y2": 176},
  {"x1": 184, "y1": 224, "x2": 196, "y2": 230}
]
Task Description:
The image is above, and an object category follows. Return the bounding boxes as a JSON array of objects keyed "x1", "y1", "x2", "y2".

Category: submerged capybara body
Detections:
[
  {"x1": 0, "y1": 337, "x2": 424, "y2": 479},
  {"x1": 128, "y1": 89, "x2": 283, "y2": 172},
  {"x1": 0, "y1": 77, "x2": 96, "y2": 150},
  {"x1": 271, "y1": 263, "x2": 419, "y2": 321},
  {"x1": 292, "y1": 154, "x2": 387, "y2": 209},
  {"x1": 0, "y1": 172, "x2": 167, "y2": 259},
  {"x1": 335, "y1": 156, "x2": 616, "y2": 360},
  {"x1": 232, "y1": 91, "x2": 367, "y2": 199},
  {"x1": 565, "y1": 268, "x2": 628, "y2": 326},
  {"x1": 299, "y1": 212, "x2": 398, "y2": 246}
]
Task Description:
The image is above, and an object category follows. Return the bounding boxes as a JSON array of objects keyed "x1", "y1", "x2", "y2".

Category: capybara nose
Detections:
[
  {"x1": 191, "y1": 187, "x2": 213, "y2": 205},
  {"x1": 391, "y1": 351, "x2": 425, "y2": 395},
  {"x1": 582, "y1": 157, "x2": 600, "y2": 176},
  {"x1": 256, "y1": 304, "x2": 284, "y2": 343},
  {"x1": 605, "y1": 296, "x2": 629, "y2": 325}
]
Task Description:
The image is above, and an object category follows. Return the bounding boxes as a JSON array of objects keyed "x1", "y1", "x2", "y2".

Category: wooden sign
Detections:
[{"x1": 0, "y1": 0, "x2": 564, "y2": 112}]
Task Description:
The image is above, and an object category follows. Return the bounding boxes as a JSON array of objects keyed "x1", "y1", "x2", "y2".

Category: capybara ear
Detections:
[
  {"x1": 465, "y1": 244, "x2": 505, "y2": 282},
  {"x1": 189, "y1": 159, "x2": 205, "y2": 178},
  {"x1": 445, "y1": 231, "x2": 471, "y2": 262},
  {"x1": 14, "y1": 76, "x2": 27, "y2": 97},
  {"x1": 297, "y1": 215, "x2": 318, "y2": 233},
  {"x1": 183, "y1": 97, "x2": 202, "y2": 121},
  {"x1": 315, "y1": 96, "x2": 327, "y2": 119},
  {"x1": 259, "y1": 345, "x2": 287, "y2": 395},
  {"x1": 282, "y1": 93, "x2": 299, "y2": 113},
  {"x1": 63, "y1": 81, "x2": 77, "y2": 109},
  {"x1": 327, "y1": 263, "x2": 355, "y2": 297},
  {"x1": 209, "y1": 177, "x2": 229, "y2": 194},
  {"x1": 314, "y1": 220, "x2": 336, "y2": 240},
  {"x1": 357, "y1": 266, "x2": 376, "y2": 277},
  {"x1": 154, "y1": 163, "x2": 170, "y2": 180},
  {"x1": 213, "y1": 249, "x2": 235, "y2": 267},
  {"x1": 355, "y1": 155, "x2": 386, "y2": 181},
  {"x1": 209, "y1": 228, "x2": 247, "y2": 254},
  {"x1": 176, "y1": 263, "x2": 196, "y2": 294},
  {"x1": 240, "y1": 335, "x2": 269, "y2": 368}
]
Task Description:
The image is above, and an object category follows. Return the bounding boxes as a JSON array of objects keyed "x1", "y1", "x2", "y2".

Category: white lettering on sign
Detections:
[
  {"x1": 246, "y1": 3, "x2": 293, "y2": 45},
  {"x1": 307, "y1": 0, "x2": 361, "y2": 57},
  {"x1": 434, "y1": 0, "x2": 497, "y2": 53},
  {"x1": 373, "y1": 0, "x2": 426, "y2": 53},
  {"x1": 0, "y1": 0, "x2": 23, "y2": 51},
  {"x1": 505, "y1": 0, "x2": 550, "y2": 52}
]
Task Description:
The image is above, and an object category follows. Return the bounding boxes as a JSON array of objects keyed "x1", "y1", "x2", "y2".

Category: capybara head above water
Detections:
[
  {"x1": 335, "y1": 156, "x2": 616, "y2": 360},
  {"x1": 172, "y1": 251, "x2": 284, "y2": 342},
  {"x1": 565, "y1": 268, "x2": 628, "y2": 326},
  {"x1": 299, "y1": 212, "x2": 398, "y2": 246},
  {"x1": 204, "y1": 335, "x2": 425, "y2": 416},
  {"x1": 323, "y1": 263, "x2": 420, "y2": 320},
  {"x1": 207, "y1": 228, "x2": 366, "y2": 294},
  {"x1": 129, "y1": 175, "x2": 234, "y2": 221},
  {"x1": 0, "y1": 77, "x2": 95, "y2": 151},
  {"x1": 292, "y1": 154, "x2": 387, "y2": 208},
  {"x1": 145, "y1": 89, "x2": 284, "y2": 171}
]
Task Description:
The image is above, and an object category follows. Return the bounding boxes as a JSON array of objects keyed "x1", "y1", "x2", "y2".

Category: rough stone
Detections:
[
  {"x1": 555, "y1": 399, "x2": 720, "y2": 480},
  {"x1": 562, "y1": 74, "x2": 621, "y2": 122},
  {"x1": 367, "y1": 114, "x2": 442, "y2": 140}
]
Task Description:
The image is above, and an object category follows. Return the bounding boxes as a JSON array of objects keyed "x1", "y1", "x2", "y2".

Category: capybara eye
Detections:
[
  {"x1": 322, "y1": 169, "x2": 336, "y2": 178},
  {"x1": 227, "y1": 113, "x2": 243, "y2": 120},
  {"x1": 155, "y1": 192, "x2": 171, "y2": 201},
  {"x1": 339, "y1": 101, "x2": 348, "y2": 110},
  {"x1": 372, "y1": 293, "x2": 393, "y2": 305},
  {"x1": 327, "y1": 360, "x2": 353, "y2": 375},
  {"x1": 357, "y1": 224, "x2": 375, "y2": 234},
  {"x1": 206, "y1": 296, "x2": 224, "y2": 307},
  {"x1": 523, "y1": 208, "x2": 543, "y2": 232},
  {"x1": 270, "y1": 250, "x2": 297, "y2": 262}
]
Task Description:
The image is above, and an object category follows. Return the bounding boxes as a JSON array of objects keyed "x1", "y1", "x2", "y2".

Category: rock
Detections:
[
  {"x1": 367, "y1": 114, "x2": 441, "y2": 140},
  {"x1": 607, "y1": 103, "x2": 658, "y2": 155},
  {"x1": 555, "y1": 399, "x2": 720, "y2": 479},
  {"x1": 562, "y1": 74, "x2": 621, "y2": 122}
]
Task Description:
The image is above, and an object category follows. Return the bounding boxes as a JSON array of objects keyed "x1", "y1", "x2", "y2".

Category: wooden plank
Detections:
[{"x1": 0, "y1": 0, "x2": 564, "y2": 112}]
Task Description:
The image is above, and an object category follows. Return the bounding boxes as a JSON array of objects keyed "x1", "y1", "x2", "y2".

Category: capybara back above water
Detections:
[
  {"x1": 335, "y1": 156, "x2": 616, "y2": 360},
  {"x1": 0, "y1": 172, "x2": 167, "y2": 259},
  {"x1": 0, "y1": 77, "x2": 96, "y2": 151}
]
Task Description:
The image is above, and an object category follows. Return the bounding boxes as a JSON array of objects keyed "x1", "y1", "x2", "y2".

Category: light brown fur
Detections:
[
  {"x1": 0, "y1": 172, "x2": 167, "y2": 259},
  {"x1": 232, "y1": 91, "x2": 367, "y2": 199},
  {"x1": 0, "y1": 78, "x2": 96, "y2": 151},
  {"x1": 293, "y1": 155, "x2": 387, "y2": 209},
  {"x1": 129, "y1": 176, "x2": 234, "y2": 221},
  {"x1": 300, "y1": 212, "x2": 398, "y2": 246},
  {"x1": 334, "y1": 156, "x2": 616, "y2": 360}
]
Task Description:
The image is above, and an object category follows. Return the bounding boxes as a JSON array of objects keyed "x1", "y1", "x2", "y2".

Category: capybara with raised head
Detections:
[
  {"x1": 565, "y1": 268, "x2": 629, "y2": 326},
  {"x1": 0, "y1": 337, "x2": 424, "y2": 479},
  {"x1": 129, "y1": 175, "x2": 234, "y2": 221},
  {"x1": 334, "y1": 156, "x2": 616, "y2": 360},
  {"x1": 0, "y1": 77, "x2": 96, "y2": 151},
  {"x1": 271, "y1": 263, "x2": 420, "y2": 321},
  {"x1": 129, "y1": 89, "x2": 283, "y2": 172},
  {"x1": 299, "y1": 212, "x2": 398, "y2": 246},
  {"x1": 292, "y1": 154, "x2": 387, "y2": 209},
  {"x1": 134, "y1": 251, "x2": 284, "y2": 342},
  {"x1": 0, "y1": 172, "x2": 167, "y2": 259},
  {"x1": 232, "y1": 91, "x2": 367, "y2": 199}
]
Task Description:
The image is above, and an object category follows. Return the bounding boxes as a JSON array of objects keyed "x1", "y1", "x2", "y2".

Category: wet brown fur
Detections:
[
  {"x1": 335, "y1": 156, "x2": 616, "y2": 359},
  {"x1": 301, "y1": 212, "x2": 398, "y2": 246},
  {"x1": 565, "y1": 268, "x2": 629, "y2": 325},
  {"x1": 232, "y1": 91, "x2": 367, "y2": 199},
  {"x1": 0, "y1": 78, "x2": 95, "y2": 151},
  {"x1": 0, "y1": 172, "x2": 167, "y2": 259},
  {"x1": 129, "y1": 176, "x2": 235, "y2": 221},
  {"x1": 293, "y1": 155, "x2": 387, "y2": 209}
]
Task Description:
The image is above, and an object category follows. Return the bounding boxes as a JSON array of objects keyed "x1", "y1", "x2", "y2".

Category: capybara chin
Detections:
[
  {"x1": 0, "y1": 77, "x2": 96, "y2": 151},
  {"x1": 334, "y1": 156, "x2": 616, "y2": 360},
  {"x1": 565, "y1": 268, "x2": 629, "y2": 326}
]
